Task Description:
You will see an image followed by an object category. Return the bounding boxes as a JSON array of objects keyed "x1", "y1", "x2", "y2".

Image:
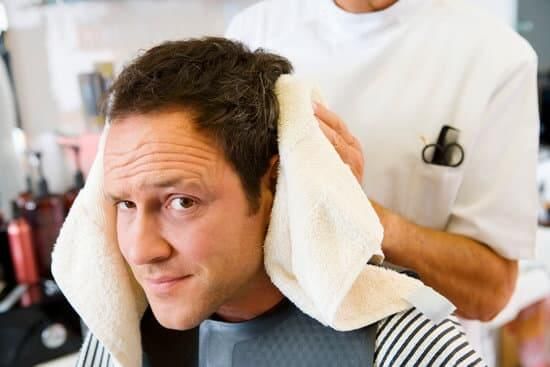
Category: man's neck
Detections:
[
  {"x1": 215, "y1": 272, "x2": 284, "y2": 322},
  {"x1": 334, "y1": 0, "x2": 399, "y2": 13}
]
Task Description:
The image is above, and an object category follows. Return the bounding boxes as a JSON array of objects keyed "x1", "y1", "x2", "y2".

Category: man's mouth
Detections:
[{"x1": 144, "y1": 275, "x2": 192, "y2": 295}]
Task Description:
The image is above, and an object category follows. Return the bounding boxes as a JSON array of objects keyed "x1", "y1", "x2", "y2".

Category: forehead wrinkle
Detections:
[
  {"x1": 134, "y1": 171, "x2": 206, "y2": 192},
  {"x1": 106, "y1": 154, "x2": 224, "y2": 200},
  {"x1": 136, "y1": 174, "x2": 198, "y2": 189},
  {"x1": 111, "y1": 163, "x2": 208, "y2": 184},
  {"x1": 107, "y1": 168, "x2": 209, "y2": 200},
  {"x1": 105, "y1": 140, "x2": 218, "y2": 159},
  {"x1": 104, "y1": 114, "x2": 227, "y2": 199},
  {"x1": 104, "y1": 140, "x2": 220, "y2": 177},
  {"x1": 104, "y1": 140, "x2": 217, "y2": 161},
  {"x1": 105, "y1": 152, "x2": 215, "y2": 178}
]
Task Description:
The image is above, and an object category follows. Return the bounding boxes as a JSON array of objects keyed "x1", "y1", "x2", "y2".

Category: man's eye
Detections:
[
  {"x1": 168, "y1": 197, "x2": 196, "y2": 211},
  {"x1": 116, "y1": 201, "x2": 136, "y2": 210}
]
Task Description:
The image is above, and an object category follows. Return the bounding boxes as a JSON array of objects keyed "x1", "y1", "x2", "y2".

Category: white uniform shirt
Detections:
[
  {"x1": 226, "y1": 1, "x2": 539, "y2": 364},
  {"x1": 226, "y1": 0, "x2": 538, "y2": 261}
]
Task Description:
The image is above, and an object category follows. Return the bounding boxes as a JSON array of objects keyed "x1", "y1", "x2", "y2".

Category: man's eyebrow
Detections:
[
  {"x1": 104, "y1": 192, "x2": 125, "y2": 203},
  {"x1": 104, "y1": 177, "x2": 204, "y2": 202}
]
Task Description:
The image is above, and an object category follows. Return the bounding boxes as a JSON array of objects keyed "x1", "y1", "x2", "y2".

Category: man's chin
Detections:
[{"x1": 148, "y1": 300, "x2": 209, "y2": 330}]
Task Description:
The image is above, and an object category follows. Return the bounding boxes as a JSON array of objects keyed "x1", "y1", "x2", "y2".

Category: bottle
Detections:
[
  {"x1": 63, "y1": 145, "x2": 85, "y2": 213},
  {"x1": 0, "y1": 197, "x2": 16, "y2": 293},
  {"x1": 15, "y1": 155, "x2": 36, "y2": 232},
  {"x1": 16, "y1": 175, "x2": 34, "y2": 210},
  {"x1": 7, "y1": 201, "x2": 42, "y2": 306},
  {"x1": 0, "y1": 195, "x2": 4, "y2": 227},
  {"x1": 23, "y1": 151, "x2": 65, "y2": 279}
]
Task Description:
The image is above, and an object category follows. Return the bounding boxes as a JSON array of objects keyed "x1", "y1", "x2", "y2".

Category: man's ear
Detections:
[{"x1": 265, "y1": 155, "x2": 279, "y2": 194}]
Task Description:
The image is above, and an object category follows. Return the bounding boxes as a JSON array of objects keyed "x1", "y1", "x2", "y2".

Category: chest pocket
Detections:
[{"x1": 405, "y1": 162, "x2": 464, "y2": 230}]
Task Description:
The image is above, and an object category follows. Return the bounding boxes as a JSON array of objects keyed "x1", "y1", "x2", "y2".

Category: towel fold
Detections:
[{"x1": 52, "y1": 75, "x2": 454, "y2": 367}]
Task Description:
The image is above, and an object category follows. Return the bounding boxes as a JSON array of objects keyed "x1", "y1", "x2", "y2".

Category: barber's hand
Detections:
[
  {"x1": 313, "y1": 102, "x2": 364, "y2": 183},
  {"x1": 313, "y1": 103, "x2": 396, "y2": 250}
]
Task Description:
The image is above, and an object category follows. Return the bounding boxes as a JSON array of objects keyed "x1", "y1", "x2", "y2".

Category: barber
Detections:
[{"x1": 227, "y1": 0, "x2": 539, "y2": 361}]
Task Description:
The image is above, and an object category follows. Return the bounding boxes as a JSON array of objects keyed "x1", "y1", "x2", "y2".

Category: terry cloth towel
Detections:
[{"x1": 51, "y1": 75, "x2": 454, "y2": 367}]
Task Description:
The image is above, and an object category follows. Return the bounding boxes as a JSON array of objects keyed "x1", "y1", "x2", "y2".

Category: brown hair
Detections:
[{"x1": 106, "y1": 37, "x2": 292, "y2": 211}]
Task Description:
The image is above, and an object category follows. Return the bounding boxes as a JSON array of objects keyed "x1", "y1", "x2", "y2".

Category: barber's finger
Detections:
[
  {"x1": 313, "y1": 102, "x2": 354, "y2": 144},
  {"x1": 319, "y1": 120, "x2": 363, "y2": 180},
  {"x1": 317, "y1": 115, "x2": 362, "y2": 159},
  {"x1": 318, "y1": 119, "x2": 345, "y2": 151},
  {"x1": 318, "y1": 119, "x2": 364, "y2": 182},
  {"x1": 349, "y1": 134, "x2": 364, "y2": 154}
]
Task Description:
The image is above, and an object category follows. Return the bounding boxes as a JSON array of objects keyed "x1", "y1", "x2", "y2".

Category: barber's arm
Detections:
[
  {"x1": 374, "y1": 204, "x2": 517, "y2": 321},
  {"x1": 313, "y1": 52, "x2": 538, "y2": 321}
]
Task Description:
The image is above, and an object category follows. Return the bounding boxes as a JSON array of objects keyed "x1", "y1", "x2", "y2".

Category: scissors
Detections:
[{"x1": 421, "y1": 125, "x2": 465, "y2": 167}]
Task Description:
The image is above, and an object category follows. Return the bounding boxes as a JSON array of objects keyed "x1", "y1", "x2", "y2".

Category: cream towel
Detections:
[
  {"x1": 52, "y1": 123, "x2": 147, "y2": 367},
  {"x1": 52, "y1": 75, "x2": 454, "y2": 367}
]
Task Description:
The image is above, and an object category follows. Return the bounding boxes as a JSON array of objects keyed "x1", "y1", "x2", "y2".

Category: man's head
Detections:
[{"x1": 103, "y1": 38, "x2": 292, "y2": 329}]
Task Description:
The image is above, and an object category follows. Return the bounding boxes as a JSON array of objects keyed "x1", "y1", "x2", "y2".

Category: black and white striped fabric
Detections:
[
  {"x1": 76, "y1": 308, "x2": 485, "y2": 367},
  {"x1": 374, "y1": 309, "x2": 484, "y2": 366},
  {"x1": 77, "y1": 332, "x2": 114, "y2": 367}
]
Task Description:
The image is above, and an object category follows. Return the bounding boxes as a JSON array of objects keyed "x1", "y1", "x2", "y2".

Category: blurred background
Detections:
[{"x1": 0, "y1": 1, "x2": 548, "y2": 366}]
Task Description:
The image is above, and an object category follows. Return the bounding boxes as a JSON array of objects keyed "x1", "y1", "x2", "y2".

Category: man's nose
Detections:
[{"x1": 124, "y1": 211, "x2": 172, "y2": 266}]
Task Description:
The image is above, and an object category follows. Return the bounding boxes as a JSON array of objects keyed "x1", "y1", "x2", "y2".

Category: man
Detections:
[
  {"x1": 226, "y1": 0, "x2": 539, "y2": 363},
  {"x1": 75, "y1": 38, "x2": 484, "y2": 366}
]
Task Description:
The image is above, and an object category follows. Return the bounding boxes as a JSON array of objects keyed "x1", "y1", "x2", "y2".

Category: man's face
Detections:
[{"x1": 104, "y1": 109, "x2": 275, "y2": 330}]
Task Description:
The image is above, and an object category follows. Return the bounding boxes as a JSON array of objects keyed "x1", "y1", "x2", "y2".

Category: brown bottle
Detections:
[
  {"x1": 16, "y1": 175, "x2": 34, "y2": 211},
  {"x1": 7, "y1": 201, "x2": 42, "y2": 306},
  {"x1": 0, "y1": 197, "x2": 4, "y2": 227},
  {"x1": 0, "y1": 198, "x2": 17, "y2": 292},
  {"x1": 63, "y1": 145, "x2": 85, "y2": 214},
  {"x1": 24, "y1": 152, "x2": 65, "y2": 279}
]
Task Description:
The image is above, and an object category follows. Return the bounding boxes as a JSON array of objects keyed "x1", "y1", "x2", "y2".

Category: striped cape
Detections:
[{"x1": 76, "y1": 307, "x2": 485, "y2": 367}]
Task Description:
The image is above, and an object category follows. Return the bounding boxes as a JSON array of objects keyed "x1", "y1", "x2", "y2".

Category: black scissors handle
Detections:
[{"x1": 422, "y1": 142, "x2": 464, "y2": 167}]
